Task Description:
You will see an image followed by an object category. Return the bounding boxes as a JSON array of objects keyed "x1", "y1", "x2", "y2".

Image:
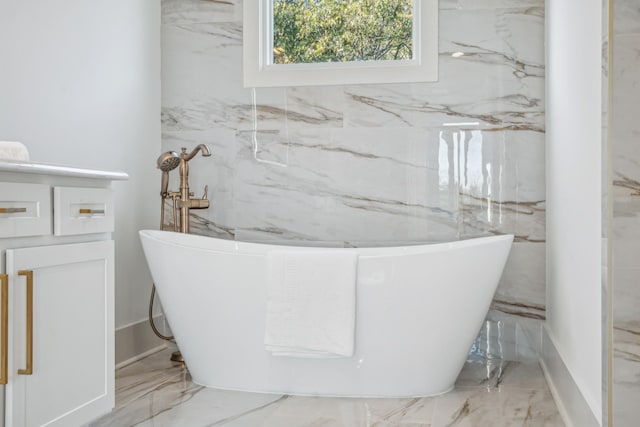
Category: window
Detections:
[{"x1": 243, "y1": 0, "x2": 438, "y2": 87}]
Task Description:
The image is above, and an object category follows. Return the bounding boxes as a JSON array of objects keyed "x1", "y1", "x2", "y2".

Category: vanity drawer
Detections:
[
  {"x1": 0, "y1": 182, "x2": 52, "y2": 238},
  {"x1": 54, "y1": 187, "x2": 114, "y2": 235}
]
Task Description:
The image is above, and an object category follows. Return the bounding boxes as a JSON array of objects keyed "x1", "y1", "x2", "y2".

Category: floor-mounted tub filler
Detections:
[{"x1": 139, "y1": 230, "x2": 513, "y2": 397}]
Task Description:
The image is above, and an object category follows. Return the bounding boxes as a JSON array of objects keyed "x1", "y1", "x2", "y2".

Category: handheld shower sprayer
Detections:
[
  {"x1": 157, "y1": 151, "x2": 180, "y2": 198},
  {"x1": 157, "y1": 151, "x2": 181, "y2": 232}
]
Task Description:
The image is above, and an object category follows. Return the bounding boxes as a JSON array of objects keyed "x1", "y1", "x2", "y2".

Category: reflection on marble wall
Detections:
[
  {"x1": 161, "y1": 0, "x2": 546, "y2": 359},
  {"x1": 612, "y1": 0, "x2": 640, "y2": 423}
]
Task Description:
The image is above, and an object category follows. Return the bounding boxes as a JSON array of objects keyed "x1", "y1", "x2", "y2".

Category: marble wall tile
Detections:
[
  {"x1": 248, "y1": 86, "x2": 346, "y2": 131},
  {"x1": 612, "y1": 35, "x2": 640, "y2": 186},
  {"x1": 230, "y1": 127, "x2": 545, "y2": 245},
  {"x1": 342, "y1": 7, "x2": 544, "y2": 130},
  {"x1": 612, "y1": 2, "x2": 640, "y2": 425},
  {"x1": 440, "y1": 0, "x2": 544, "y2": 11},
  {"x1": 612, "y1": 208, "x2": 640, "y2": 270},
  {"x1": 612, "y1": 0, "x2": 640, "y2": 35},
  {"x1": 161, "y1": 0, "x2": 547, "y2": 360},
  {"x1": 494, "y1": 242, "x2": 546, "y2": 319},
  {"x1": 612, "y1": 268, "x2": 640, "y2": 328},
  {"x1": 439, "y1": 6, "x2": 544, "y2": 67},
  {"x1": 454, "y1": 130, "x2": 545, "y2": 242},
  {"x1": 613, "y1": 331, "x2": 640, "y2": 421},
  {"x1": 460, "y1": 196, "x2": 545, "y2": 243},
  {"x1": 612, "y1": 215, "x2": 640, "y2": 426},
  {"x1": 452, "y1": 130, "x2": 545, "y2": 202},
  {"x1": 161, "y1": 21, "x2": 246, "y2": 132},
  {"x1": 233, "y1": 127, "x2": 463, "y2": 244},
  {"x1": 162, "y1": 0, "x2": 242, "y2": 25}
]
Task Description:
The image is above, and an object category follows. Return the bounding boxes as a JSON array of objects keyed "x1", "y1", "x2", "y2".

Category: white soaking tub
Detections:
[{"x1": 139, "y1": 230, "x2": 513, "y2": 397}]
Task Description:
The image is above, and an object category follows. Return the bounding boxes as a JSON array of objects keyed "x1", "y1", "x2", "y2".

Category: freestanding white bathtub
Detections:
[{"x1": 139, "y1": 230, "x2": 513, "y2": 397}]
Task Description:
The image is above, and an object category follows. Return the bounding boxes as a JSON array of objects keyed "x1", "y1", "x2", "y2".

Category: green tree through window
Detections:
[{"x1": 273, "y1": 0, "x2": 414, "y2": 64}]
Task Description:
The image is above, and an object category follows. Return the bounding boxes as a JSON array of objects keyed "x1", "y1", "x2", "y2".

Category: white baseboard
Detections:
[
  {"x1": 115, "y1": 315, "x2": 168, "y2": 367},
  {"x1": 115, "y1": 344, "x2": 167, "y2": 370},
  {"x1": 541, "y1": 327, "x2": 601, "y2": 427}
]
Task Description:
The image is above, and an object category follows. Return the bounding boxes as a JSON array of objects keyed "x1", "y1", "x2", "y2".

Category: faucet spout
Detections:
[{"x1": 181, "y1": 144, "x2": 211, "y2": 162}]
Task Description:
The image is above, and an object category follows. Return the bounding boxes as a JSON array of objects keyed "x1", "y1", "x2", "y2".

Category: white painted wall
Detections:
[
  {"x1": 545, "y1": 0, "x2": 602, "y2": 422},
  {"x1": 0, "y1": 1, "x2": 161, "y2": 329}
]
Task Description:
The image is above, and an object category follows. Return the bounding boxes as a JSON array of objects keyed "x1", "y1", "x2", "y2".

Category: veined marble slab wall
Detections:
[
  {"x1": 611, "y1": 0, "x2": 640, "y2": 423},
  {"x1": 161, "y1": 0, "x2": 545, "y2": 360}
]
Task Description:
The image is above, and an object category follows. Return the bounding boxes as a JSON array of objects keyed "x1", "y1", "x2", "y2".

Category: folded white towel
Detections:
[
  {"x1": 0, "y1": 141, "x2": 30, "y2": 161},
  {"x1": 264, "y1": 250, "x2": 358, "y2": 358}
]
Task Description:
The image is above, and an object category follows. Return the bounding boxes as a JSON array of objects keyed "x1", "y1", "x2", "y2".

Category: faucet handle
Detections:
[{"x1": 202, "y1": 185, "x2": 208, "y2": 200}]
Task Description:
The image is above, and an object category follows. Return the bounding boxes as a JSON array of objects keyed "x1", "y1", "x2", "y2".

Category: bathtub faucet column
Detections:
[{"x1": 178, "y1": 145, "x2": 212, "y2": 233}]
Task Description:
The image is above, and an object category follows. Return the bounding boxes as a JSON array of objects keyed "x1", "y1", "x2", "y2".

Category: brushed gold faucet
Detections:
[
  {"x1": 177, "y1": 145, "x2": 211, "y2": 233},
  {"x1": 156, "y1": 145, "x2": 212, "y2": 233},
  {"x1": 152, "y1": 144, "x2": 212, "y2": 363}
]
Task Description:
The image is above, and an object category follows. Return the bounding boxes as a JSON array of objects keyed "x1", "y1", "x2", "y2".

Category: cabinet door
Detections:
[{"x1": 5, "y1": 241, "x2": 114, "y2": 427}]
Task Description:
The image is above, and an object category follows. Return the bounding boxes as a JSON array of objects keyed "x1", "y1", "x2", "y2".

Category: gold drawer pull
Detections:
[
  {"x1": 79, "y1": 209, "x2": 105, "y2": 215},
  {"x1": 17, "y1": 270, "x2": 33, "y2": 376},
  {"x1": 0, "y1": 274, "x2": 7, "y2": 384},
  {"x1": 0, "y1": 208, "x2": 27, "y2": 214}
]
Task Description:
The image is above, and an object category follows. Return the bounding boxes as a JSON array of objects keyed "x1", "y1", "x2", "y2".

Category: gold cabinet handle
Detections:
[
  {"x1": 0, "y1": 274, "x2": 7, "y2": 384},
  {"x1": 17, "y1": 270, "x2": 33, "y2": 376},
  {"x1": 0, "y1": 208, "x2": 27, "y2": 214},
  {"x1": 79, "y1": 209, "x2": 105, "y2": 215}
]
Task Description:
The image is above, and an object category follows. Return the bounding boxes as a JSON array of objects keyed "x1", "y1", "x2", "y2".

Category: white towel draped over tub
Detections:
[
  {"x1": 264, "y1": 250, "x2": 358, "y2": 358},
  {"x1": 0, "y1": 141, "x2": 30, "y2": 161}
]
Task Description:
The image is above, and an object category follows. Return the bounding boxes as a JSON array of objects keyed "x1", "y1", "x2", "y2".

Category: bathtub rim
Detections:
[{"x1": 139, "y1": 229, "x2": 514, "y2": 258}]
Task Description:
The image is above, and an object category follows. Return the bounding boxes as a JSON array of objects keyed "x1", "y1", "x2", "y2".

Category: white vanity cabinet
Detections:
[
  {"x1": 0, "y1": 162, "x2": 127, "y2": 427},
  {"x1": 5, "y1": 242, "x2": 113, "y2": 427}
]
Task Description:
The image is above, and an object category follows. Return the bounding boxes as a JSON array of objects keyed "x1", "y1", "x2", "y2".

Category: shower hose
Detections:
[
  {"x1": 148, "y1": 195, "x2": 178, "y2": 342},
  {"x1": 149, "y1": 284, "x2": 173, "y2": 341}
]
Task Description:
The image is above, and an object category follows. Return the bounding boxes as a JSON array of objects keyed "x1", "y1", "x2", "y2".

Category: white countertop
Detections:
[{"x1": 0, "y1": 160, "x2": 129, "y2": 180}]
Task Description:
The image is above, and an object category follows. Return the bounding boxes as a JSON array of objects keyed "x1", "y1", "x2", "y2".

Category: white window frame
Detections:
[{"x1": 243, "y1": 0, "x2": 439, "y2": 87}]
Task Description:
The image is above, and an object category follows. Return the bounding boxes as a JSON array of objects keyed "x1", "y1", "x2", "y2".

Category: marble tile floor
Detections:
[{"x1": 90, "y1": 347, "x2": 564, "y2": 427}]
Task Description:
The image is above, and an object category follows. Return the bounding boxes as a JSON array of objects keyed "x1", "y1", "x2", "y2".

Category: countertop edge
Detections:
[{"x1": 0, "y1": 160, "x2": 129, "y2": 180}]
